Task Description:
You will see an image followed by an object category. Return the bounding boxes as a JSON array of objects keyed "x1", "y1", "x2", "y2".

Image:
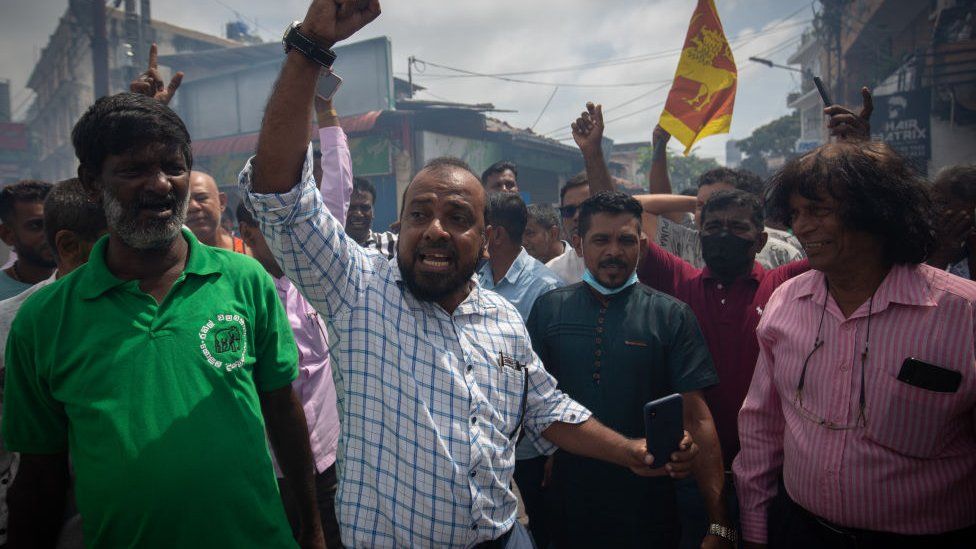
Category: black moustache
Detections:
[
  {"x1": 137, "y1": 194, "x2": 177, "y2": 208},
  {"x1": 598, "y1": 260, "x2": 628, "y2": 269}
]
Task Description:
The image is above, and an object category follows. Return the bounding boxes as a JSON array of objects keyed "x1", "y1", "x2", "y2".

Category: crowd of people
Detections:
[{"x1": 0, "y1": 1, "x2": 973, "y2": 548}]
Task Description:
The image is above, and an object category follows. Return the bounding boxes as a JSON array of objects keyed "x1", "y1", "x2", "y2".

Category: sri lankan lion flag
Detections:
[{"x1": 659, "y1": 0, "x2": 737, "y2": 155}]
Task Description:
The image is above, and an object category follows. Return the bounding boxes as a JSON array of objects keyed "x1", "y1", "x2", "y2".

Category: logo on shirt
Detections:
[{"x1": 198, "y1": 314, "x2": 249, "y2": 372}]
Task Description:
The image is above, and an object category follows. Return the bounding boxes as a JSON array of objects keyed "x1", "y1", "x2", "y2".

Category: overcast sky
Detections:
[{"x1": 1, "y1": 0, "x2": 816, "y2": 162}]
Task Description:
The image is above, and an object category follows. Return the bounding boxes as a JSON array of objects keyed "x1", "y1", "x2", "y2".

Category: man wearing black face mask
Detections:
[{"x1": 636, "y1": 189, "x2": 810, "y2": 542}]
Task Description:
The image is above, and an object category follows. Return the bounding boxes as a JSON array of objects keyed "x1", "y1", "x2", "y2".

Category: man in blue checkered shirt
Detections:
[{"x1": 241, "y1": 2, "x2": 700, "y2": 547}]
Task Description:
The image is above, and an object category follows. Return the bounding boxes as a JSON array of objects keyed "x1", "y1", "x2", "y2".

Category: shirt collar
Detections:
[
  {"x1": 479, "y1": 248, "x2": 531, "y2": 289},
  {"x1": 80, "y1": 228, "x2": 221, "y2": 300},
  {"x1": 794, "y1": 264, "x2": 937, "y2": 311}
]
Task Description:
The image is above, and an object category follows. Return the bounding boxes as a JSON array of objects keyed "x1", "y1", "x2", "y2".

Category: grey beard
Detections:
[{"x1": 102, "y1": 188, "x2": 189, "y2": 250}]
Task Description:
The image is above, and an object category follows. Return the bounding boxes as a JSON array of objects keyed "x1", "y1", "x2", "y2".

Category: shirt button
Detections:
[
  {"x1": 596, "y1": 327, "x2": 604, "y2": 333},
  {"x1": 720, "y1": 299, "x2": 726, "y2": 305},
  {"x1": 470, "y1": 470, "x2": 477, "y2": 478},
  {"x1": 593, "y1": 372, "x2": 600, "y2": 381},
  {"x1": 594, "y1": 361, "x2": 601, "y2": 368},
  {"x1": 467, "y1": 364, "x2": 473, "y2": 372},
  {"x1": 840, "y1": 364, "x2": 850, "y2": 372},
  {"x1": 471, "y1": 416, "x2": 477, "y2": 425},
  {"x1": 569, "y1": 414, "x2": 577, "y2": 420},
  {"x1": 598, "y1": 317, "x2": 604, "y2": 324},
  {"x1": 595, "y1": 349, "x2": 602, "y2": 357},
  {"x1": 471, "y1": 523, "x2": 478, "y2": 530},
  {"x1": 595, "y1": 337, "x2": 602, "y2": 344},
  {"x1": 717, "y1": 283, "x2": 724, "y2": 290}
]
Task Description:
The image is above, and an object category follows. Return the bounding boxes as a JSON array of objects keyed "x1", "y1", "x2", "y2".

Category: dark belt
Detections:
[{"x1": 782, "y1": 489, "x2": 976, "y2": 549}]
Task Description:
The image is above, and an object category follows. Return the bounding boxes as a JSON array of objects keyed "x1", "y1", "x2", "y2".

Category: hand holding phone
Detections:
[
  {"x1": 644, "y1": 393, "x2": 684, "y2": 469},
  {"x1": 813, "y1": 76, "x2": 832, "y2": 106}
]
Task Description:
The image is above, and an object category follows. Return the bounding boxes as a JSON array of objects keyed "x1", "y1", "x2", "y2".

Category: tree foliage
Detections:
[
  {"x1": 637, "y1": 148, "x2": 721, "y2": 193},
  {"x1": 736, "y1": 111, "x2": 800, "y2": 177}
]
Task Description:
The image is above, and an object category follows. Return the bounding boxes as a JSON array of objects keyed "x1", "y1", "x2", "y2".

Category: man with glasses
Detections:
[
  {"x1": 734, "y1": 141, "x2": 976, "y2": 548},
  {"x1": 547, "y1": 174, "x2": 590, "y2": 283}
]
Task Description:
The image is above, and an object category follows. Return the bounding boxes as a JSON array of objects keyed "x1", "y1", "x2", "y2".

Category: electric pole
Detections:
[
  {"x1": 91, "y1": 0, "x2": 109, "y2": 98},
  {"x1": 124, "y1": 0, "x2": 142, "y2": 83}
]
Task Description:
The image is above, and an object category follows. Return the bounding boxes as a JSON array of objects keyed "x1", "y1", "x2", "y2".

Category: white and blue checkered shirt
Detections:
[{"x1": 240, "y1": 151, "x2": 591, "y2": 548}]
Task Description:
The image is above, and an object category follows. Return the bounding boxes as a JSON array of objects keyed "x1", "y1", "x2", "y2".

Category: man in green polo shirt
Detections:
[
  {"x1": 1, "y1": 93, "x2": 323, "y2": 548},
  {"x1": 526, "y1": 192, "x2": 731, "y2": 548}
]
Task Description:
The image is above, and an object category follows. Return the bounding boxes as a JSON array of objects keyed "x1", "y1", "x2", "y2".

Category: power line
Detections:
[
  {"x1": 416, "y1": 15, "x2": 812, "y2": 82},
  {"x1": 411, "y1": 58, "x2": 673, "y2": 88},
  {"x1": 531, "y1": 86, "x2": 560, "y2": 131},
  {"x1": 538, "y1": 81, "x2": 671, "y2": 136}
]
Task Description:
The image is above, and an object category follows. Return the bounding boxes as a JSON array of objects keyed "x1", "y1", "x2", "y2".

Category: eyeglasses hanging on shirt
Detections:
[{"x1": 793, "y1": 279, "x2": 874, "y2": 431}]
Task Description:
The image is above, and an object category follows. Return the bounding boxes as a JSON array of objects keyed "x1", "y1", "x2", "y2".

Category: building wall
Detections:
[
  {"x1": 27, "y1": 8, "x2": 236, "y2": 182},
  {"x1": 930, "y1": 117, "x2": 976, "y2": 175}
]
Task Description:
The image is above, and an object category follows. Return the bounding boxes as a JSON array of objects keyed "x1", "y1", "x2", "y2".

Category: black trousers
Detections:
[
  {"x1": 278, "y1": 464, "x2": 342, "y2": 549},
  {"x1": 768, "y1": 485, "x2": 976, "y2": 549},
  {"x1": 514, "y1": 456, "x2": 552, "y2": 549}
]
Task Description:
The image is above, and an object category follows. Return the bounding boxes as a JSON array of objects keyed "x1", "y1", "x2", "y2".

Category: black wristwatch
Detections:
[{"x1": 282, "y1": 21, "x2": 337, "y2": 68}]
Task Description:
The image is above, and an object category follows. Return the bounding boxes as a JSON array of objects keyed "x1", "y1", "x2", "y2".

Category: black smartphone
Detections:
[
  {"x1": 897, "y1": 358, "x2": 962, "y2": 393},
  {"x1": 813, "y1": 76, "x2": 832, "y2": 106},
  {"x1": 644, "y1": 393, "x2": 683, "y2": 469}
]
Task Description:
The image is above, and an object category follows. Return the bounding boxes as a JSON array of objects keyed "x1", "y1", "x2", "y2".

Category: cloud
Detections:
[{"x1": 1, "y1": 0, "x2": 813, "y2": 165}]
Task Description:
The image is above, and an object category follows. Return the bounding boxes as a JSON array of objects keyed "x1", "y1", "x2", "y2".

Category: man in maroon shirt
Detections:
[
  {"x1": 638, "y1": 189, "x2": 808, "y2": 466},
  {"x1": 637, "y1": 189, "x2": 808, "y2": 546}
]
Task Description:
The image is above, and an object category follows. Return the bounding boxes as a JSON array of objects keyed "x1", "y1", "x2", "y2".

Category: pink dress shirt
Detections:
[
  {"x1": 734, "y1": 264, "x2": 976, "y2": 542},
  {"x1": 272, "y1": 126, "x2": 352, "y2": 475}
]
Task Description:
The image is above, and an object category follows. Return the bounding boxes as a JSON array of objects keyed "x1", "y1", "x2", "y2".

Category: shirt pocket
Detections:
[
  {"x1": 484, "y1": 363, "x2": 528, "y2": 440},
  {"x1": 864, "y1": 373, "x2": 962, "y2": 458}
]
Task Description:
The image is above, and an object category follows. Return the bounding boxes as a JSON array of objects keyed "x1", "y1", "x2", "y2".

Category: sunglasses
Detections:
[{"x1": 559, "y1": 204, "x2": 581, "y2": 218}]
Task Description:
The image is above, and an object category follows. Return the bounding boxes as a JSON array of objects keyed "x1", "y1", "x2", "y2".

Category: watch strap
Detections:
[{"x1": 283, "y1": 23, "x2": 337, "y2": 68}]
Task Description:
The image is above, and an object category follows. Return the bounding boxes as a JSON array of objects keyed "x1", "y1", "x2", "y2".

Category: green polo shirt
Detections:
[
  {"x1": 526, "y1": 282, "x2": 718, "y2": 545},
  {"x1": 2, "y1": 229, "x2": 298, "y2": 548}
]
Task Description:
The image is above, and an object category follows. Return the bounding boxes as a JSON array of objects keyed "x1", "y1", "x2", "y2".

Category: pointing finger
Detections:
[
  {"x1": 149, "y1": 43, "x2": 158, "y2": 70},
  {"x1": 859, "y1": 86, "x2": 874, "y2": 121}
]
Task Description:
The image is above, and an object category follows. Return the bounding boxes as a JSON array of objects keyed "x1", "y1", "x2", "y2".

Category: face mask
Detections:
[
  {"x1": 582, "y1": 268, "x2": 639, "y2": 295},
  {"x1": 700, "y1": 232, "x2": 755, "y2": 279}
]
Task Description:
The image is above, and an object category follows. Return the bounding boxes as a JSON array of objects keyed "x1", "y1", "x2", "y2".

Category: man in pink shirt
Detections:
[
  {"x1": 734, "y1": 141, "x2": 976, "y2": 548},
  {"x1": 235, "y1": 99, "x2": 351, "y2": 548}
]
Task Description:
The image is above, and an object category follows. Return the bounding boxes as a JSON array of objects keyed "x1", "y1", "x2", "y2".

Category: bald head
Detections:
[{"x1": 186, "y1": 170, "x2": 228, "y2": 246}]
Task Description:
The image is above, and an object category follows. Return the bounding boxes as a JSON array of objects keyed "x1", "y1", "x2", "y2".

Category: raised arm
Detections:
[
  {"x1": 648, "y1": 125, "x2": 673, "y2": 194},
  {"x1": 239, "y1": 1, "x2": 380, "y2": 319},
  {"x1": 571, "y1": 102, "x2": 614, "y2": 195},
  {"x1": 315, "y1": 96, "x2": 353, "y2": 226},
  {"x1": 252, "y1": 0, "x2": 380, "y2": 194}
]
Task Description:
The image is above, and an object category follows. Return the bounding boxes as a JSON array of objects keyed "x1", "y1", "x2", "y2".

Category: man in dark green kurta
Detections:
[{"x1": 527, "y1": 192, "x2": 732, "y2": 548}]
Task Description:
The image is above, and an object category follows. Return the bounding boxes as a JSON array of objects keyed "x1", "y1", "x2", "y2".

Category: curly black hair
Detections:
[
  {"x1": 71, "y1": 92, "x2": 193, "y2": 180},
  {"x1": 578, "y1": 191, "x2": 644, "y2": 238},
  {"x1": 766, "y1": 141, "x2": 935, "y2": 265}
]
